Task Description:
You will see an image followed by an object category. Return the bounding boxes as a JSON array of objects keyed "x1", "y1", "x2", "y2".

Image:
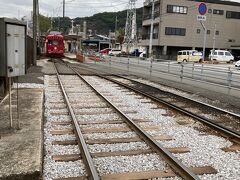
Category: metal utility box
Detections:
[{"x1": 0, "y1": 18, "x2": 27, "y2": 77}]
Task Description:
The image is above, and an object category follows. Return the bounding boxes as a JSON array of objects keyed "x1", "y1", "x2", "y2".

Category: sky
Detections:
[
  {"x1": 0, "y1": 0, "x2": 239, "y2": 19},
  {"x1": 0, "y1": 0, "x2": 144, "y2": 19}
]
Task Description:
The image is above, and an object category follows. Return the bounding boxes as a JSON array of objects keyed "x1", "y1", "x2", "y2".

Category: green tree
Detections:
[
  {"x1": 116, "y1": 28, "x2": 125, "y2": 50},
  {"x1": 39, "y1": 15, "x2": 51, "y2": 35}
]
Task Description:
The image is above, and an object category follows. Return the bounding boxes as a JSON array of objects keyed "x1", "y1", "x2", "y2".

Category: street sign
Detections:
[
  {"x1": 198, "y1": 3, "x2": 207, "y2": 15},
  {"x1": 197, "y1": 15, "x2": 207, "y2": 21},
  {"x1": 197, "y1": 3, "x2": 208, "y2": 62},
  {"x1": 197, "y1": 3, "x2": 207, "y2": 21}
]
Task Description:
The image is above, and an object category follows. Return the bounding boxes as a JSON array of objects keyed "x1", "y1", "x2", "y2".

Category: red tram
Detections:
[{"x1": 46, "y1": 32, "x2": 64, "y2": 57}]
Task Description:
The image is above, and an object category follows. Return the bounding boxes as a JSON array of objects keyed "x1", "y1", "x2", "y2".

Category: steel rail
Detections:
[
  {"x1": 64, "y1": 62, "x2": 240, "y2": 139},
  {"x1": 115, "y1": 75, "x2": 240, "y2": 119},
  {"x1": 54, "y1": 63, "x2": 100, "y2": 180},
  {"x1": 99, "y1": 75, "x2": 240, "y2": 140},
  {"x1": 66, "y1": 64, "x2": 200, "y2": 180}
]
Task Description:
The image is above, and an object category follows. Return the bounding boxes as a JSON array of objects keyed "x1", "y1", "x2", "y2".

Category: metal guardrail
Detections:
[{"x1": 100, "y1": 57, "x2": 240, "y2": 94}]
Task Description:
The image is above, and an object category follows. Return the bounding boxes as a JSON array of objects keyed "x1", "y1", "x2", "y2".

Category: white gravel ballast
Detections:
[
  {"x1": 58, "y1": 75, "x2": 171, "y2": 176},
  {"x1": 82, "y1": 75, "x2": 240, "y2": 180},
  {"x1": 43, "y1": 75, "x2": 86, "y2": 180},
  {"x1": 44, "y1": 74, "x2": 239, "y2": 180}
]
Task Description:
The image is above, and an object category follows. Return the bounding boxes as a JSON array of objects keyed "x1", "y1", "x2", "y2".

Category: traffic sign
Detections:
[
  {"x1": 198, "y1": 3, "x2": 207, "y2": 16},
  {"x1": 197, "y1": 15, "x2": 207, "y2": 21}
]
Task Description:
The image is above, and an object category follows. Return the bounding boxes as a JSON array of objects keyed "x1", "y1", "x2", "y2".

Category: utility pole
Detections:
[
  {"x1": 212, "y1": 24, "x2": 217, "y2": 60},
  {"x1": 36, "y1": 0, "x2": 39, "y2": 55},
  {"x1": 33, "y1": 0, "x2": 37, "y2": 66},
  {"x1": 149, "y1": 0, "x2": 155, "y2": 59},
  {"x1": 51, "y1": 9, "x2": 54, "y2": 30},
  {"x1": 63, "y1": 0, "x2": 65, "y2": 34},
  {"x1": 200, "y1": 21, "x2": 207, "y2": 61},
  {"x1": 115, "y1": 16, "x2": 118, "y2": 32},
  {"x1": 58, "y1": 16, "x2": 60, "y2": 32},
  {"x1": 115, "y1": 16, "x2": 118, "y2": 48}
]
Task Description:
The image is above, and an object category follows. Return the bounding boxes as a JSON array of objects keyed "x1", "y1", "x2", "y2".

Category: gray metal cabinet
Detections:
[{"x1": 0, "y1": 18, "x2": 26, "y2": 77}]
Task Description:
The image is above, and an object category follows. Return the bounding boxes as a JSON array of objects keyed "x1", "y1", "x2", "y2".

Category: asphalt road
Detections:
[
  {"x1": 99, "y1": 56, "x2": 240, "y2": 88},
  {"x1": 82, "y1": 55, "x2": 240, "y2": 97}
]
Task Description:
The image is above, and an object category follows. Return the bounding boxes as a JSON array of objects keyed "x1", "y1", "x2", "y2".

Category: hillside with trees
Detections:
[{"x1": 46, "y1": 7, "x2": 143, "y2": 35}]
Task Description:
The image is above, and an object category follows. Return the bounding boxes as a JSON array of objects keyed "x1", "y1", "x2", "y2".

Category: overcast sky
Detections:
[{"x1": 0, "y1": 0, "x2": 239, "y2": 19}]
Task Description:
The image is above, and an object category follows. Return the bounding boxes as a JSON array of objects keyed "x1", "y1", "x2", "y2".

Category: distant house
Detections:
[{"x1": 82, "y1": 35, "x2": 115, "y2": 51}]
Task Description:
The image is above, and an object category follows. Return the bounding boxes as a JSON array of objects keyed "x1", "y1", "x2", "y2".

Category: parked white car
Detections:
[
  {"x1": 235, "y1": 60, "x2": 240, "y2": 68},
  {"x1": 109, "y1": 49, "x2": 121, "y2": 56},
  {"x1": 209, "y1": 50, "x2": 234, "y2": 63}
]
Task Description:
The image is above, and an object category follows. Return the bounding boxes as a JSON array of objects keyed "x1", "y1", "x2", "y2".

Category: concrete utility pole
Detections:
[
  {"x1": 200, "y1": 21, "x2": 207, "y2": 61},
  {"x1": 115, "y1": 16, "x2": 118, "y2": 33},
  {"x1": 149, "y1": 0, "x2": 155, "y2": 59},
  {"x1": 83, "y1": 21, "x2": 87, "y2": 39},
  {"x1": 33, "y1": 0, "x2": 37, "y2": 66},
  {"x1": 63, "y1": 0, "x2": 65, "y2": 34},
  {"x1": 36, "y1": 0, "x2": 40, "y2": 54},
  {"x1": 36, "y1": 0, "x2": 39, "y2": 34},
  {"x1": 58, "y1": 16, "x2": 60, "y2": 32},
  {"x1": 212, "y1": 24, "x2": 217, "y2": 60},
  {"x1": 115, "y1": 16, "x2": 118, "y2": 48}
]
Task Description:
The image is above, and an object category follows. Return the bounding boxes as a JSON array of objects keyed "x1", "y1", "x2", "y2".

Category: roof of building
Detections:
[
  {"x1": 0, "y1": 17, "x2": 26, "y2": 25},
  {"x1": 189, "y1": 0, "x2": 240, "y2": 7},
  {"x1": 96, "y1": 34, "x2": 115, "y2": 41},
  {"x1": 82, "y1": 39, "x2": 110, "y2": 44}
]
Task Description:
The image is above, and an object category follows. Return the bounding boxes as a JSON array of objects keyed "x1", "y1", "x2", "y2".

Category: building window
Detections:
[
  {"x1": 167, "y1": 5, "x2": 188, "y2": 14},
  {"x1": 226, "y1": 11, "x2": 240, "y2": 19},
  {"x1": 165, "y1": 27, "x2": 186, "y2": 36},
  {"x1": 208, "y1": 9, "x2": 212, "y2": 13},
  {"x1": 213, "y1": 9, "x2": 224, "y2": 15},
  {"x1": 207, "y1": 30, "x2": 210, "y2": 34},
  {"x1": 197, "y1": 29, "x2": 201, "y2": 34},
  {"x1": 215, "y1": 31, "x2": 219, "y2": 35}
]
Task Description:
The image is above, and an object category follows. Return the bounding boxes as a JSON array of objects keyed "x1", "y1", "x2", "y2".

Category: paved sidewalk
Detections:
[{"x1": 0, "y1": 60, "x2": 46, "y2": 180}]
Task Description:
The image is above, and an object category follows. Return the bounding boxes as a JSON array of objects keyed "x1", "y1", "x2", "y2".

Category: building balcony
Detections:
[
  {"x1": 143, "y1": 18, "x2": 160, "y2": 26},
  {"x1": 143, "y1": 11, "x2": 160, "y2": 20},
  {"x1": 143, "y1": 14, "x2": 151, "y2": 20},
  {"x1": 142, "y1": 33, "x2": 158, "y2": 40}
]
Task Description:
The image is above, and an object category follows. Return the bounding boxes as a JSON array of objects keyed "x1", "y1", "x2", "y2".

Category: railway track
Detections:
[
  {"x1": 43, "y1": 62, "x2": 222, "y2": 180},
  {"x1": 65, "y1": 62, "x2": 240, "y2": 141},
  {"x1": 99, "y1": 75, "x2": 240, "y2": 140},
  {"x1": 43, "y1": 61, "x2": 240, "y2": 180}
]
